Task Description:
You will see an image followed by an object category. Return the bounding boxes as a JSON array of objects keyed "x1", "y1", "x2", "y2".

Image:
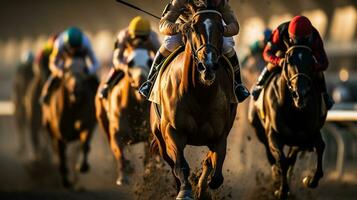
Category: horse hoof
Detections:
[
  {"x1": 208, "y1": 176, "x2": 224, "y2": 189},
  {"x1": 176, "y1": 189, "x2": 194, "y2": 200},
  {"x1": 116, "y1": 176, "x2": 129, "y2": 186},
  {"x1": 303, "y1": 176, "x2": 318, "y2": 188},
  {"x1": 78, "y1": 163, "x2": 90, "y2": 173}
]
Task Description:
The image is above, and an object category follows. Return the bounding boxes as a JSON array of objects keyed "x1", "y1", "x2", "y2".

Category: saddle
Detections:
[{"x1": 148, "y1": 46, "x2": 238, "y2": 105}]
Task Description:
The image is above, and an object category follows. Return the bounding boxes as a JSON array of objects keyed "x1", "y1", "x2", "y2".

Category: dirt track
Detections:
[{"x1": 0, "y1": 113, "x2": 356, "y2": 200}]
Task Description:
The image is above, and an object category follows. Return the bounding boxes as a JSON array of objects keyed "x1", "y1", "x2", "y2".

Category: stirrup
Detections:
[
  {"x1": 252, "y1": 85, "x2": 264, "y2": 100},
  {"x1": 99, "y1": 85, "x2": 109, "y2": 99},
  {"x1": 139, "y1": 82, "x2": 152, "y2": 98},
  {"x1": 235, "y1": 84, "x2": 250, "y2": 102}
]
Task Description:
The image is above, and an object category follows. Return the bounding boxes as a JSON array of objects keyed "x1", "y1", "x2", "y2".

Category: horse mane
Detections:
[{"x1": 179, "y1": 41, "x2": 195, "y2": 94}]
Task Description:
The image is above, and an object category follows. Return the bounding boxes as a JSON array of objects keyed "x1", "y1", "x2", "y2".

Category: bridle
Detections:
[
  {"x1": 186, "y1": 10, "x2": 223, "y2": 63},
  {"x1": 284, "y1": 45, "x2": 313, "y2": 89}
]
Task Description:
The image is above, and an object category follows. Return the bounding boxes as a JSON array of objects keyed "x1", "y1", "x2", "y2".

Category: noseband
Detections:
[{"x1": 187, "y1": 10, "x2": 222, "y2": 62}]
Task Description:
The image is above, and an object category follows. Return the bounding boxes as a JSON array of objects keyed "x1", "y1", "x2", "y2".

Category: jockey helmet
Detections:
[
  {"x1": 263, "y1": 28, "x2": 272, "y2": 44},
  {"x1": 21, "y1": 51, "x2": 34, "y2": 64},
  {"x1": 44, "y1": 34, "x2": 58, "y2": 55},
  {"x1": 128, "y1": 16, "x2": 151, "y2": 38},
  {"x1": 64, "y1": 27, "x2": 83, "y2": 48},
  {"x1": 288, "y1": 16, "x2": 313, "y2": 41}
]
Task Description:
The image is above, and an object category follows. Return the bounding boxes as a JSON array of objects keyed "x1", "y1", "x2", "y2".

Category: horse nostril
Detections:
[
  {"x1": 198, "y1": 63, "x2": 205, "y2": 72},
  {"x1": 292, "y1": 91, "x2": 298, "y2": 98}
]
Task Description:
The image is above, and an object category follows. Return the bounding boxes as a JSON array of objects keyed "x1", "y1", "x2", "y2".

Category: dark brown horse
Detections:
[
  {"x1": 42, "y1": 58, "x2": 98, "y2": 187},
  {"x1": 96, "y1": 43, "x2": 152, "y2": 186},
  {"x1": 24, "y1": 56, "x2": 52, "y2": 159},
  {"x1": 13, "y1": 60, "x2": 34, "y2": 155},
  {"x1": 249, "y1": 46, "x2": 327, "y2": 200},
  {"x1": 150, "y1": 5, "x2": 237, "y2": 200}
]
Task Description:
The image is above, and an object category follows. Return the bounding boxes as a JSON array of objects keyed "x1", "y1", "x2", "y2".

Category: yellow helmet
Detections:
[{"x1": 128, "y1": 16, "x2": 151, "y2": 38}]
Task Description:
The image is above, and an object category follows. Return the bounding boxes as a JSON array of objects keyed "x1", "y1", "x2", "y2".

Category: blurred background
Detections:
[{"x1": 0, "y1": 0, "x2": 356, "y2": 199}]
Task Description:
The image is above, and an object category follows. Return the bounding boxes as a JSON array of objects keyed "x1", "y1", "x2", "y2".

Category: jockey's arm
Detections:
[
  {"x1": 263, "y1": 28, "x2": 284, "y2": 68},
  {"x1": 312, "y1": 28, "x2": 329, "y2": 71},
  {"x1": 220, "y1": 3, "x2": 239, "y2": 37},
  {"x1": 83, "y1": 36, "x2": 99, "y2": 74},
  {"x1": 49, "y1": 38, "x2": 65, "y2": 76},
  {"x1": 159, "y1": 0, "x2": 186, "y2": 35}
]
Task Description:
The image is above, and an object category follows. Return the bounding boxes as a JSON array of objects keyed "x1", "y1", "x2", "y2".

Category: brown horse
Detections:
[
  {"x1": 24, "y1": 56, "x2": 52, "y2": 160},
  {"x1": 249, "y1": 46, "x2": 327, "y2": 200},
  {"x1": 42, "y1": 58, "x2": 98, "y2": 187},
  {"x1": 150, "y1": 5, "x2": 237, "y2": 200},
  {"x1": 13, "y1": 61, "x2": 34, "y2": 155},
  {"x1": 96, "y1": 43, "x2": 152, "y2": 186}
]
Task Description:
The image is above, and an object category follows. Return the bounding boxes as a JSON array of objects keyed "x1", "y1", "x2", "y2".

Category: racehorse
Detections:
[
  {"x1": 249, "y1": 45, "x2": 327, "y2": 200},
  {"x1": 13, "y1": 61, "x2": 34, "y2": 155},
  {"x1": 24, "y1": 56, "x2": 52, "y2": 160},
  {"x1": 95, "y1": 40, "x2": 152, "y2": 186},
  {"x1": 150, "y1": 3, "x2": 237, "y2": 200},
  {"x1": 42, "y1": 58, "x2": 98, "y2": 187}
]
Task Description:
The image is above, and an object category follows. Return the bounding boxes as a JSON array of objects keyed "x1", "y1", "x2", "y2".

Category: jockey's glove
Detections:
[{"x1": 179, "y1": 22, "x2": 192, "y2": 34}]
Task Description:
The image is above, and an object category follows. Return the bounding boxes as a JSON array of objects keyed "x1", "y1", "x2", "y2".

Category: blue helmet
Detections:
[
  {"x1": 64, "y1": 27, "x2": 83, "y2": 48},
  {"x1": 263, "y1": 28, "x2": 272, "y2": 44}
]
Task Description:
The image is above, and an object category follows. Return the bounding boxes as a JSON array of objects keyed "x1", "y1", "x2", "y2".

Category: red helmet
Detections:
[{"x1": 288, "y1": 16, "x2": 313, "y2": 39}]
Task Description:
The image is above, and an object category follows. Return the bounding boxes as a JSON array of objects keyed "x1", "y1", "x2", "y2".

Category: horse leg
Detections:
[
  {"x1": 30, "y1": 121, "x2": 40, "y2": 161},
  {"x1": 208, "y1": 138, "x2": 227, "y2": 190},
  {"x1": 165, "y1": 125, "x2": 192, "y2": 200},
  {"x1": 110, "y1": 129, "x2": 131, "y2": 186},
  {"x1": 152, "y1": 129, "x2": 181, "y2": 193},
  {"x1": 251, "y1": 110, "x2": 276, "y2": 165},
  {"x1": 303, "y1": 133, "x2": 325, "y2": 188},
  {"x1": 57, "y1": 140, "x2": 71, "y2": 188},
  {"x1": 268, "y1": 131, "x2": 289, "y2": 200},
  {"x1": 286, "y1": 147, "x2": 299, "y2": 183},
  {"x1": 197, "y1": 152, "x2": 213, "y2": 200},
  {"x1": 77, "y1": 130, "x2": 91, "y2": 173}
]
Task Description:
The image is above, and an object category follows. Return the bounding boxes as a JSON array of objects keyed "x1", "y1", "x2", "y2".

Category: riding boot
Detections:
[
  {"x1": 251, "y1": 67, "x2": 272, "y2": 100},
  {"x1": 317, "y1": 72, "x2": 334, "y2": 110},
  {"x1": 40, "y1": 75, "x2": 61, "y2": 105},
  {"x1": 99, "y1": 68, "x2": 124, "y2": 99},
  {"x1": 228, "y1": 53, "x2": 250, "y2": 102},
  {"x1": 139, "y1": 51, "x2": 167, "y2": 98}
]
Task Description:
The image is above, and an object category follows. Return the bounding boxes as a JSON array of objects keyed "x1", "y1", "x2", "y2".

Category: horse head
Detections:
[
  {"x1": 186, "y1": 4, "x2": 224, "y2": 86},
  {"x1": 63, "y1": 58, "x2": 89, "y2": 104},
  {"x1": 124, "y1": 42, "x2": 151, "y2": 100},
  {"x1": 283, "y1": 45, "x2": 316, "y2": 110}
]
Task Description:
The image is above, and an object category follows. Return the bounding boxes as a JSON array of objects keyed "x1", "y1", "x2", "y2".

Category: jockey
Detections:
[
  {"x1": 35, "y1": 34, "x2": 58, "y2": 75},
  {"x1": 242, "y1": 28, "x2": 272, "y2": 67},
  {"x1": 139, "y1": 0, "x2": 250, "y2": 102},
  {"x1": 251, "y1": 16, "x2": 334, "y2": 109},
  {"x1": 40, "y1": 27, "x2": 99, "y2": 105},
  {"x1": 99, "y1": 16, "x2": 160, "y2": 99}
]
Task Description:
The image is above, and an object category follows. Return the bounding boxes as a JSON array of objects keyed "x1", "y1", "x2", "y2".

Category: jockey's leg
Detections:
[
  {"x1": 99, "y1": 67, "x2": 124, "y2": 99},
  {"x1": 223, "y1": 37, "x2": 250, "y2": 102},
  {"x1": 40, "y1": 74, "x2": 61, "y2": 105},
  {"x1": 139, "y1": 34, "x2": 182, "y2": 98},
  {"x1": 251, "y1": 66, "x2": 273, "y2": 100},
  {"x1": 317, "y1": 72, "x2": 334, "y2": 110}
]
